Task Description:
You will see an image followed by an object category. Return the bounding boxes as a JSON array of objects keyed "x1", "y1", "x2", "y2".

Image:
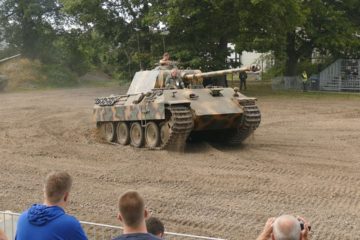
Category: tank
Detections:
[{"x1": 93, "y1": 66, "x2": 261, "y2": 150}]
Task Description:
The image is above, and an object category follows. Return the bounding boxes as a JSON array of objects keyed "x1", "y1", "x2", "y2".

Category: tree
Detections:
[
  {"x1": 0, "y1": 0, "x2": 65, "y2": 59},
  {"x1": 236, "y1": 0, "x2": 360, "y2": 76},
  {"x1": 61, "y1": 0, "x2": 158, "y2": 77},
  {"x1": 147, "y1": 0, "x2": 241, "y2": 70}
]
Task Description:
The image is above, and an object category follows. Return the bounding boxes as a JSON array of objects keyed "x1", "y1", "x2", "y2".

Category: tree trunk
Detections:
[
  {"x1": 19, "y1": 0, "x2": 38, "y2": 59},
  {"x1": 218, "y1": 37, "x2": 228, "y2": 69},
  {"x1": 284, "y1": 32, "x2": 298, "y2": 76}
]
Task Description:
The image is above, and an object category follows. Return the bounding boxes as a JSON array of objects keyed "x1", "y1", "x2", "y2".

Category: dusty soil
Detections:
[{"x1": 0, "y1": 87, "x2": 359, "y2": 240}]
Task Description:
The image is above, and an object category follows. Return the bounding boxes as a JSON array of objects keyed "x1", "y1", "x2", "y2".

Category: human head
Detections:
[
  {"x1": 272, "y1": 215, "x2": 301, "y2": 240},
  {"x1": 171, "y1": 68, "x2": 178, "y2": 77},
  {"x1": 118, "y1": 190, "x2": 148, "y2": 228},
  {"x1": 163, "y1": 52, "x2": 169, "y2": 60},
  {"x1": 44, "y1": 171, "x2": 72, "y2": 205},
  {"x1": 146, "y1": 217, "x2": 165, "y2": 238}
]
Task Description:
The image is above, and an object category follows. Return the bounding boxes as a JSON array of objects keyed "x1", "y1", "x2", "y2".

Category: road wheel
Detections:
[
  {"x1": 130, "y1": 122, "x2": 144, "y2": 147},
  {"x1": 116, "y1": 122, "x2": 130, "y2": 145},
  {"x1": 102, "y1": 122, "x2": 116, "y2": 142},
  {"x1": 160, "y1": 122, "x2": 171, "y2": 146},
  {"x1": 145, "y1": 122, "x2": 160, "y2": 148}
]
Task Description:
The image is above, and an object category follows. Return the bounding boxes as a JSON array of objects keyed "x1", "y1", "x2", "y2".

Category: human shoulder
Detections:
[
  {"x1": 56, "y1": 213, "x2": 87, "y2": 240},
  {"x1": 55, "y1": 213, "x2": 83, "y2": 231},
  {"x1": 113, "y1": 233, "x2": 161, "y2": 240},
  {"x1": 60, "y1": 213, "x2": 81, "y2": 223}
]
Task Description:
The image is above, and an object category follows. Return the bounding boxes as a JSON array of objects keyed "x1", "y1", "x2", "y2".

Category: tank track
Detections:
[
  {"x1": 159, "y1": 105, "x2": 194, "y2": 150},
  {"x1": 227, "y1": 104, "x2": 261, "y2": 144}
]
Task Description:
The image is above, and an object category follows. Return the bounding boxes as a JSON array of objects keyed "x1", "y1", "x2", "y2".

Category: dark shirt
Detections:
[
  {"x1": 113, "y1": 233, "x2": 161, "y2": 240},
  {"x1": 239, "y1": 72, "x2": 247, "y2": 81}
]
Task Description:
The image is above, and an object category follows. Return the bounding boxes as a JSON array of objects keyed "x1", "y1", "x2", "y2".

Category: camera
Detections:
[{"x1": 299, "y1": 220, "x2": 311, "y2": 231}]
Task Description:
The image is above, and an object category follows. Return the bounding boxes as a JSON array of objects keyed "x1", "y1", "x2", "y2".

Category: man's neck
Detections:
[
  {"x1": 123, "y1": 224, "x2": 147, "y2": 235},
  {"x1": 43, "y1": 200, "x2": 66, "y2": 209}
]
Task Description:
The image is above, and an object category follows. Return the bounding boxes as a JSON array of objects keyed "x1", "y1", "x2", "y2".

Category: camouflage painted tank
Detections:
[{"x1": 93, "y1": 66, "x2": 261, "y2": 150}]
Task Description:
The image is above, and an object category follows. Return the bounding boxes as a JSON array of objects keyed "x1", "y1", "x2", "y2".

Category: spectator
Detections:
[
  {"x1": 301, "y1": 71, "x2": 308, "y2": 92},
  {"x1": 0, "y1": 229, "x2": 8, "y2": 240},
  {"x1": 146, "y1": 217, "x2": 165, "y2": 238},
  {"x1": 15, "y1": 171, "x2": 87, "y2": 240},
  {"x1": 256, "y1": 215, "x2": 310, "y2": 240},
  {"x1": 113, "y1": 190, "x2": 160, "y2": 240},
  {"x1": 239, "y1": 71, "x2": 247, "y2": 90}
]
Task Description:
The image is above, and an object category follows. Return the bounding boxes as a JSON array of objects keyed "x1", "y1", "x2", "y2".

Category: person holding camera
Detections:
[{"x1": 256, "y1": 215, "x2": 310, "y2": 240}]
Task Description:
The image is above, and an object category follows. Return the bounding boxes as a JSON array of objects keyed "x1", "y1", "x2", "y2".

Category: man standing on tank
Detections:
[{"x1": 165, "y1": 68, "x2": 185, "y2": 89}]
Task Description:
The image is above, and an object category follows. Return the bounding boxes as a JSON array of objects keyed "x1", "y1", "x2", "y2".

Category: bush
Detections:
[{"x1": 41, "y1": 64, "x2": 78, "y2": 87}]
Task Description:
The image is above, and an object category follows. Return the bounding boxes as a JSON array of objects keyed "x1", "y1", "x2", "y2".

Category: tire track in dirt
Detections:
[{"x1": 1, "y1": 88, "x2": 360, "y2": 240}]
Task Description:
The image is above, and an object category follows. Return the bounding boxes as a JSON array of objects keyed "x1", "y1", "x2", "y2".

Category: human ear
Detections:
[
  {"x1": 63, "y1": 192, "x2": 69, "y2": 202},
  {"x1": 144, "y1": 209, "x2": 149, "y2": 219},
  {"x1": 117, "y1": 213, "x2": 123, "y2": 222}
]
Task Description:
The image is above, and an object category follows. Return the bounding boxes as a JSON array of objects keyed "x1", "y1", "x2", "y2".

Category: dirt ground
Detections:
[{"x1": 0, "y1": 87, "x2": 359, "y2": 240}]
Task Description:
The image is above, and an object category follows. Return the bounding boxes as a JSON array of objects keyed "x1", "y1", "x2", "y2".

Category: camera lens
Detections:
[{"x1": 300, "y1": 221, "x2": 304, "y2": 230}]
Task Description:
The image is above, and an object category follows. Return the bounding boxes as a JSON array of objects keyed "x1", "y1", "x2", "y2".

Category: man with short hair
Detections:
[
  {"x1": 113, "y1": 191, "x2": 160, "y2": 240},
  {"x1": 256, "y1": 215, "x2": 310, "y2": 240},
  {"x1": 165, "y1": 68, "x2": 185, "y2": 89},
  {"x1": 16, "y1": 171, "x2": 87, "y2": 240},
  {"x1": 146, "y1": 217, "x2": 165, "y2": 238}
]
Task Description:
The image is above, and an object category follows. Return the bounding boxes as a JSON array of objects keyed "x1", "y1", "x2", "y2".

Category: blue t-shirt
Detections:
[
  {"x1": 113, "y1": 233, "x2": 161, "y2": 240},
  {"x1": 16, "y1": 204, "x2": 88, "y2": 240}
]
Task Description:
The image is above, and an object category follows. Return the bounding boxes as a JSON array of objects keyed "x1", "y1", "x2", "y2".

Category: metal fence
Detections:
[
  {"x1": 0, "y1": 211, "x2": 225, "y2": 240},
  {"x1": 271, "y1": 76, "x2": 303, "y2": 90},
  {"x1": 320, "y1": 59, "x2": 360, "y2": 92}
]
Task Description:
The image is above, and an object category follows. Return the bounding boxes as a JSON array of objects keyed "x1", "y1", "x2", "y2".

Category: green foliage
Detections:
[
  {"x1": 0, "y1": 0, "x2": 91, "y2": 87},
  {"x1": 236, "y1": 0, "x2": 360, "y2": 76},
  {"x1": 149, "y1": 0, "x2": 241, "y2": 70},
  {"x1": 41, "y1": 64, "x2": 78, "y2": 87},
  {"x1": 1, "y1": 0, "x2": 359, "y2": 86}
]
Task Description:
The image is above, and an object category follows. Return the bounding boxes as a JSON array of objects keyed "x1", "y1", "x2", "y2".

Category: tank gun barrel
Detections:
[{"x1": 182, "y1": 66, "x2": 253, "y2": 80}]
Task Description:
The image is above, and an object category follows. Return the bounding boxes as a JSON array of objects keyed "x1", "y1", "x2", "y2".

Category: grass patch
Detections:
[
  {"x1": 0, "y1": 58, "x2": 45, "y2": 90},
  {"x1": 0, "y1": 58, "x2": 120, "y2": 91}
]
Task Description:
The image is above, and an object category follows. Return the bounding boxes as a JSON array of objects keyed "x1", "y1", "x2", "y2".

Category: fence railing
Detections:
[
  {"x1": 272, "y1": 76, "x2": 303, "y2": 90},
  {"x1": 0, "y1": 211, "x2": 225, "y2": 240}
]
